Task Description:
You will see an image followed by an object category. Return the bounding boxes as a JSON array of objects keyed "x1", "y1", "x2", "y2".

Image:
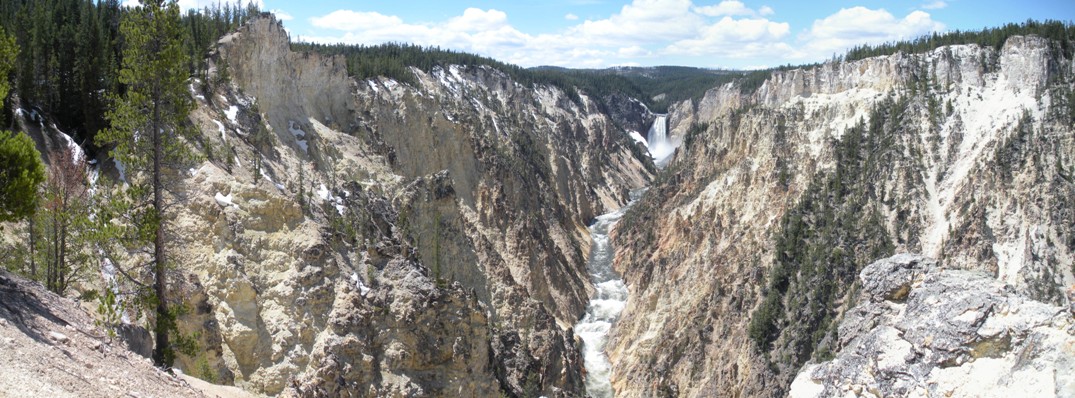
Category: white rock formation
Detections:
[{"x1": 791, "y1": 254, "x2": 1075, "y2": 398}]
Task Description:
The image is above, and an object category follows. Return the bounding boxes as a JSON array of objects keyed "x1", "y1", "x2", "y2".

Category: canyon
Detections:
[
  {"x1": 2, "y1": 13, "x2": 1073, "y2": 398},
  {"x1": 609, "y1": 34, "x2": 1075, "y2": 397}
]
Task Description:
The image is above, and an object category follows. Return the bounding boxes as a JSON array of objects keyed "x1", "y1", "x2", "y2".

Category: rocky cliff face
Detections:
[
  {"x1": 608, "y1": 35, "x2": 1074, "y2": 397},
  {"x1": 163, "y1": 15, "x2": 650, "y2": 397},
  {"x1": 790, "y1": 254, "x2": 1075, "y2": 398}
]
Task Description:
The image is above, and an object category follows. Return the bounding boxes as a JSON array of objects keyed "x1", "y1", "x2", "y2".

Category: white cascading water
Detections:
[
  {"x1": 575, "y1": 191, "x2": 643, "y2": 397},
  {"x1": 574, "y1": 116, "x2": 670, "y2": 396},
  {"x1": 646, "y1": 115, "x2": 676, "y2": 166}
]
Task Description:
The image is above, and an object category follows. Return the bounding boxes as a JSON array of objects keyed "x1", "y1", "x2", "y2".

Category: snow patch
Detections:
[
  {"x1": 627, "y1": 130, "x2": 649, "y2": 148},
  {"x1": 259, "y1": 167, "x2": 275, "y2": 183},
  {"x1": 316, "y1": 184, "x2": 331, "y2": 201},
  {"x1": 213, "y1": 120, "x2": 226, "y2": 141},
  {"x1": 288, "y1": 120, "x2": 309, "y2": 153},
  {"x1": 351, "y1": 272, "x2": 370, "y2": 295},
  {"x1": 225, "y1": 106, "x2": 239, "y2": 124},
  {"x1": 214, "y1": 192, "x2": 238, "y2": 208}
]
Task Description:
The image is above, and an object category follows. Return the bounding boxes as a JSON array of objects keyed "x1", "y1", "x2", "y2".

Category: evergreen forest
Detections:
[{"x1": 0, "y1": 0, "x2": 260, "y2": 156}]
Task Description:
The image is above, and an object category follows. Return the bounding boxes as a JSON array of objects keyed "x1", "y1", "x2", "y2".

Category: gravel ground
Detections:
[{"x1": 0, "y1": 270, "x2": 257, "y2": 398}]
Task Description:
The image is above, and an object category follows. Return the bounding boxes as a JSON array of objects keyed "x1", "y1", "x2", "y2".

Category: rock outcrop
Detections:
[
  {"x1": 790, "y1": 254, "x2": 1075, "y2": 398},
  {"x1": 608, "y1": 35, "x2": 1075, "y2": 397},
  {"x1": 0, "y1": 269, "x2": 254, "y2": 398},
  {"x1": 157, "y1": 15, "x2": 650, "y2": 397}
]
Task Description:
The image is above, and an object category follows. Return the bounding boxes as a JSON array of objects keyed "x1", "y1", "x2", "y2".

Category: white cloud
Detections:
[
  {"x1": 922, "y1": 1, "x2": 948, "y2": 10},
  {"x1": 694, "y1": 1, "x2": 754, "y2": 17},
  {"x1": 565, "y1": 13, "x2": 579, "y2": 20},
  {"x1": 306, "y1": 1, "x2": 780, "y2": 67},
  {"x1": 618, "y1": 45, "x2": 651, "y2": 58},
  {"x1": 694, "y1": 1, "x2": 775, "y2": 18},
  {"x1": 304, "y1": 8, "x2": 530, "y2": 58},
  {"x1": 446, "y1": 8, "x2": 510, "y2": 32},
  {"x1": 299, "y1": 1, "x2": 945, "y2": 69},
  {"x1": 303, "y1": 1, "x2": 713, "y2": 67},
  {"x1": 664, "y1": 16, "x2": 791, "y2": 58},
  {"x1": 270, "y1": 9, "x2": 293, "y2": 21},
  {"x1": 569, "y1": 0, "x2": 704, "y2": 45},
  {"x1": 310, "y1": 10, "x2": 404, "y2": 31},
  {"x1": 798, "y1": 7, "x2": 945, "y2": 59}
]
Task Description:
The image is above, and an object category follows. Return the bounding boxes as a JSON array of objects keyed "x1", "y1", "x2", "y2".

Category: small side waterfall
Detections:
[{"x1": 646, "y1": 115, "x2": 676, "y2": 166}]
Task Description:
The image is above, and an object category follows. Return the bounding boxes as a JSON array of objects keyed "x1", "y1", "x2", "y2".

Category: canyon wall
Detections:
[
  {"x1": 609, "y1": 36, "x2": 1074, "y2": 397},
  {"x1": 164, "y1": 15, "x2": 651, "y2": 397}
]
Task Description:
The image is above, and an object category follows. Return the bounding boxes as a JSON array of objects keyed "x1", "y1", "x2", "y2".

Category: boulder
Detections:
[{"x1": 790, "y1": 254, "x2": 1075, "y2": 398}]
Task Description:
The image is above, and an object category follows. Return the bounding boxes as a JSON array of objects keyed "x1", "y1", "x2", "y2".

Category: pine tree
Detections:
[
  {"x1": 34, "y1": 149, "x2": 91, "y2": 295},
  {"x1": 0, "y1": 21, "x2": 15, "y2": 103},
  {"x1": 0, "y1": 132, "x2": 43, "y2": 223},
  {"x1": 0, "y1": 25, "x2": 45, "y2": 280},
  {"x1": 97, "y1": 0, "x2": 195, "y2": 368},
  {"x1": 0, "y1": 26, "x2": 45, "y2": 225}
]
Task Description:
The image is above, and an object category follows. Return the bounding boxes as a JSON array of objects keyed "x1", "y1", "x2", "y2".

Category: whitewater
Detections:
[
  {"x1": 646, "y1": 114, "x2": 676, "y2": 166},
  {"x1": 574, "y1": 191, "x2": 642, "y2": 397},
  {"x1": 576, "y1": 115, "x2": 676, "y2": 396}
]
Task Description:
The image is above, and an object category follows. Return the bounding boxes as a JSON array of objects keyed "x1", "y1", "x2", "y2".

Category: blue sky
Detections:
[{"x1": 175, "y1": 0, "x2": 1073, "y2": 69}]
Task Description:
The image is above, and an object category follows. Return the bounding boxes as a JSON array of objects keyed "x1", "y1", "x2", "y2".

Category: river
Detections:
[{"x1": 574, "y1": 191, "x2": 641, "y2": 397}]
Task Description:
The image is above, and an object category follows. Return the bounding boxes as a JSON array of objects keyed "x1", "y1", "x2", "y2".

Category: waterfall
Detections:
[
  {"x1": 647, "y1": 115, "x2": 668, "y2": 146},
  {"x1": 646, "y1": 115, "x2": 676, "y2": 166}
]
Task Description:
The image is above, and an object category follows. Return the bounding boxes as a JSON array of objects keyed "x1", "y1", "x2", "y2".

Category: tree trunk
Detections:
[
  {"x1": 57, "y1": 182, "x2": 66, "y2": 294},
  {"x1": 58, "y1": 218, "x2": 67, "y2": 294},
  {"x1": 50, "y1": 213, "x2": 59, "y2": 292},
  {"x1": 151, "y1": 89, "x2": 170, "y2": 368},
  {"x1": 28, "y1": 216, "x2": 36, "y2": 278}
]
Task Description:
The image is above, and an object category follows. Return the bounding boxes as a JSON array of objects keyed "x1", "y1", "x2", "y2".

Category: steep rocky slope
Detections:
[
  {"x1": 790, "y1": 254, "x2": 1075, "y2": 398},
  {"x1": 608, "y1": 35, "x2": 1074, "y2": 397},
  {"x1": 0, "y1": 269, "x2": 254, "y2": 398},
  {"x1": 152, "y1": 15, "x2": 651, "y2": 397}
]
